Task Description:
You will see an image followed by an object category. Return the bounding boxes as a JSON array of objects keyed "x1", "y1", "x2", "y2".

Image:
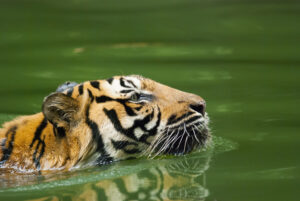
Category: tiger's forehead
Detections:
[
  {"x1": 107, "y1": 75, "x2": 143, "y2": 90},
  {"x1": 63, "y1": 75, "x2": 155, "y2": 98},
  {"x1": 97, "y1": 75, "x2": 156, "y2": 92}
]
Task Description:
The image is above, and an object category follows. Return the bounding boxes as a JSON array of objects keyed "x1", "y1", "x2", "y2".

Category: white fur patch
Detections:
[
  {"x1": 134, "y1": 127, "x2": 144, "y2": 139},
  {"x1": 124, "y1": 76, "x2": 142, "y2": 89}
]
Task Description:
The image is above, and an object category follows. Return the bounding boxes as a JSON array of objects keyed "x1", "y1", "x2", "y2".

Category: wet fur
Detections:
[{"x1": 0, "y1": 75, "x2": 210, "y2": 172}]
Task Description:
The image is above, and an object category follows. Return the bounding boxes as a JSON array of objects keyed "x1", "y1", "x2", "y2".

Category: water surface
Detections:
[{"x1": 0, "y1": 0, "x2": 299, "y2": 200}]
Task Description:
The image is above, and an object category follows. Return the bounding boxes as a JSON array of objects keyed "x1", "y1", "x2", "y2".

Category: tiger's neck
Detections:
[{"x1": 0, "y1": 113, "x2": 88, "y2": 171}]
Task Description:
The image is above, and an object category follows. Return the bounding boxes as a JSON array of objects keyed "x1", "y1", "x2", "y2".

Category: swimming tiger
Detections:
[{"x1": 0, "y1": 75, "x2": 210, "y2": 171}]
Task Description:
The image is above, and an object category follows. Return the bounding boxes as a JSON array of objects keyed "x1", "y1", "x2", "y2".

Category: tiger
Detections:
[{"x1": 0, "y1": 75, "x2": 210, "y2": 172}]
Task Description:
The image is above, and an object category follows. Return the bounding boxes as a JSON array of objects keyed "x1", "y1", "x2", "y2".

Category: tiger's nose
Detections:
[{"x1": 189, "y1": 101, "x2": 206, "y2": 116}]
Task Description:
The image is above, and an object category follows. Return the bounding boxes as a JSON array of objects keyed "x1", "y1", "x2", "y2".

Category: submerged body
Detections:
[{"x1": 0, "y1": 75, "x2": 210, "y2": 171}]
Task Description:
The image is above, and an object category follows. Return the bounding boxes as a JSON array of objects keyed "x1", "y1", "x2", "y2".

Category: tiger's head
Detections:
[{"x1": 42, "y1": 75, "x2": 210, "y2": 167}]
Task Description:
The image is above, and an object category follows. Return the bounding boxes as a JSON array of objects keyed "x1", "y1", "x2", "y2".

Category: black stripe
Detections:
[
  {"x1": 167, "y1": 112, "x2": 194, "y2": 125},
  {"x1": 111, "y1": 139, "x2": 140, "y2": 154},
  {"x1": 32, "y1": 136, "x2": 46, "y2": 169},
  {"x1": 184, "y1": 115, "x2": 202, "y2": 125},
  {"x1": 123, "y1": 103, "x2": 137, "y2": 116},
  {"x1": 90, "y1": 81, "x2": 100, "y2": 90},
  {"x1": 78, "y1": 84, "x2": 84, "y2": 95},
  {"x1": 120, "y1": 90, "x2": 134, "y2": 93},
  {"x1": 96, "y1": 96, "x2": 137, "y2": 116},
  {"x1": 139, "y1": 107, "x2": 161, "y2": 142},
  {"x1": 103, "y1": 108, "x2": 137, "y2": 140},
  {"x1": 167, "y1": 115, "x2": 176, "y2": 125},
  {"x1": 30, "y1": 118, "x2": 48, "y2": 148},
  {"x1": 103, "y1": 108, "x2": 158, "y2": 144},
  {"x1": 85, "y1": 104, "x2": 113, "y2": 165},
  {"x1": 147, "y1": 107, "x2": 161, "y2": 136},
  {"x1": 106, "y1": 77, "x2": 114, "y2": 84},
  {"x1": 66, "y1": 88, "x2": 74, "y2": 97},
  {"x1": 30, "y1": 117, "x2": 48, "y2": 169},
  {"x1": 120, "y1": 78, "x2": 131, "y2": 88},
  {"x1": 96, "y1": 96, "x2": 113, "y2": 103},
  {"x1": 167, "y1": 115, "x2": 202, "y2": 131},
  {"x1": 0, "y1": 126, "x2": 17, "y2": 165},
  {"x1": 126, "y1": 80, "x2": 137, "y2": 88},
  {"x1": 87, "y1": 89, "x2": 94, "y2": 102},
  {"x1": 135, "y1": 106, "x2": 143, "y2": 111}
]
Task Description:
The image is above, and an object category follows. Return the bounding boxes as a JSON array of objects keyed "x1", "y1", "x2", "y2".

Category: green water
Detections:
[{"x1": 0, "y1": 0, "x2": 299, "y2": 200}]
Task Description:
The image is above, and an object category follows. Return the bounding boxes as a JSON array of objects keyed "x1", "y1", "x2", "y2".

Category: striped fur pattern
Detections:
[{"x1": 0, "y1": 75, "x2": 210, "y2": 171}]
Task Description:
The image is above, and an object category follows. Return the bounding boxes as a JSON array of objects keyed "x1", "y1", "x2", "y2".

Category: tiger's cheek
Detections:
[{"x1": 88, "y1": 103, "x2": 131, "y2": 158}]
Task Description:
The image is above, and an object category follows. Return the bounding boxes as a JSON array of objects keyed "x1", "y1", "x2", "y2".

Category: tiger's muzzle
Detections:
[{"x1": 149, "y1": 111, "x2": 210, "y2": 156}]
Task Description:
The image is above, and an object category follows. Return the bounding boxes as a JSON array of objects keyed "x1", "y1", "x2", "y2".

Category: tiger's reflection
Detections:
[{"x1": 26, "y1": 152, "x2": 211, "y2": 201}]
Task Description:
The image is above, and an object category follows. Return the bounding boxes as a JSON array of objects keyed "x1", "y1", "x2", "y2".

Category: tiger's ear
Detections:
[{"x1": 42, "y1": 92, "x2": 79, "y2": 128}]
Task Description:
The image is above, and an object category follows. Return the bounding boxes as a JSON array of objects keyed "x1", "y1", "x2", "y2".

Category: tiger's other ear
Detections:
[
  {"x1": 56, "y1": 81, "x2": 78, "y2": 92},
  {"x1": 42, "y1": 92, "x2": 79, "y2": 128}
]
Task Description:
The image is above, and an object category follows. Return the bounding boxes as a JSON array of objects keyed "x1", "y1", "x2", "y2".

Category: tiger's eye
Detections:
[{"x1": 130, "y1": 93, "x2": 140, "y2": 102}]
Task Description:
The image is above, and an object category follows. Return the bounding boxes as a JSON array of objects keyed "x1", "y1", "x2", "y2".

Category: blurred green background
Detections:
[{"x1": 0, "y1": 0, "x2": 299, "y2": 200}]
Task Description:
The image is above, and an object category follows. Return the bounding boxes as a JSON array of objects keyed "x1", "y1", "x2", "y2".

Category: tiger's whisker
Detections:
[
  {"x1": 183, "y1": 123, "x2": 190, "y2": 137},
  {"x1": 176, "y1": 127, "x2": 186, "y2": 150},
  {"x1": 183, "y1": 132, "x2": 189, "y2": 153},
  {"x1": 192, "y1": 126, "x2": 200, "y2": 144}
]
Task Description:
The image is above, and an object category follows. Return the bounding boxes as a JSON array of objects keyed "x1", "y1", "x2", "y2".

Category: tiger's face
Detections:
[{"x1": 42, "y1": 75, "x2": 210, "y2": 167}]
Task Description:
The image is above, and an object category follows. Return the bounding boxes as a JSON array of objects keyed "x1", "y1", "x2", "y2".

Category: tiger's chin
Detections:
[
  {"x1": 165, "y1": 127, "x2": 210, "y2": 156},
  {"x1": 148, "y1": 115, "x2": 210, "y2": 157}
]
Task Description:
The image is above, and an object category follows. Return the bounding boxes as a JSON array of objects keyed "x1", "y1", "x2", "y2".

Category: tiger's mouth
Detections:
[{"x1": 148, "y1": 114, "x2": 210, "y2": 157}]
